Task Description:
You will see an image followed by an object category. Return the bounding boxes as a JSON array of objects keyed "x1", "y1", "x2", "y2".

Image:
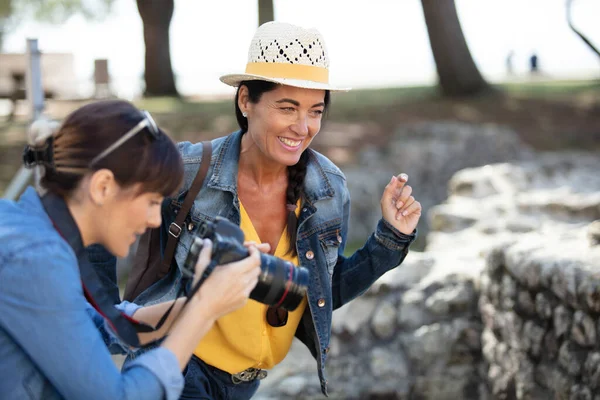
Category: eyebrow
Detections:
[{"x1": 275, "y1": 98, "x2": 325, "y2": 108}]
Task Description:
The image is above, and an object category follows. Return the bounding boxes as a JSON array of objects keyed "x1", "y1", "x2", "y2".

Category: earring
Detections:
[{"x1": 242, "y1": 112, "x2": 247, "y2": 118}]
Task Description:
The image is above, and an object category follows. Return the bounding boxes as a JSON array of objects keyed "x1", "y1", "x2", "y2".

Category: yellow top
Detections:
[{"x1": 193, "y1": 201, "x2": 307, "y2": 373}]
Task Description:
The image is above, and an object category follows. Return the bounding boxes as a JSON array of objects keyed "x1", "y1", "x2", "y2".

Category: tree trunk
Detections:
[
  {"x1": 136, "y1": 0, "x2": 178, "y2": 97},
  {"x1": 566, "y1": 0, "x2": 600, "y2": 62},
  {"x1": 421, "y1": 0, "x2": 489, "y2": 97},
  {"x1": 258, "y1": 0, "x2": 274, "y2": 27}
]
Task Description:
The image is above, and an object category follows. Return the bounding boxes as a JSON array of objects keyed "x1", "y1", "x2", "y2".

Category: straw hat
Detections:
[{"x1": 220, "y1": 21, "x2": 350, "y2": 92}]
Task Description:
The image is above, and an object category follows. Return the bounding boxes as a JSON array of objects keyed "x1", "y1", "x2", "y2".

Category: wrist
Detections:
[{"x1": 184, "y1": 294, "x2": 217, "y2": 325}]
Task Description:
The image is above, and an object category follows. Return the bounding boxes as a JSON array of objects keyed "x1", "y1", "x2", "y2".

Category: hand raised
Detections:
[{"x1": 380, "y1": 174, "x2": 422, "y2": 235}]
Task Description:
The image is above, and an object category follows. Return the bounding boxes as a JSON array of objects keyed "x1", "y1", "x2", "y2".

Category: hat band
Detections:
[{"x1": 245, "y1": 62, "x2": 329, "y2": 84}]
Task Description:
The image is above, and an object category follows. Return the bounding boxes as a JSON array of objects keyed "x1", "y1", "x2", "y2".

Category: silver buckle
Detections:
[
  {"x1": 168, "y1": 222, "x2": 182, "y2": 238},
  {"x1": 231, "y1": 368, "x2": 267, "y2": 384}
]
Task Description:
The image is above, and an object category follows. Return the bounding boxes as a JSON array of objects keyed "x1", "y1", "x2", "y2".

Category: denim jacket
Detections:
[
  {"x1": 0, "y1": 187, "x2": 184, "y2": 400},
  {"x1": 90, "y1": 130, "x2": 415, "y2": 395}
]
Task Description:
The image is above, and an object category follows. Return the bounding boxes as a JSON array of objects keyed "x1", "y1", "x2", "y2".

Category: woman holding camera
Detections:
[
  {"x1": 0, "y1": 100, "x2": 262, "y2": 400},
  {"x1": 92, "y1": 22, "x2": 422, "y2": 400}
]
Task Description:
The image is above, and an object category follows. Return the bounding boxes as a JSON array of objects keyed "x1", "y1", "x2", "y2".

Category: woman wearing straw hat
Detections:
[{"x1": 91, "y1": 21, "x2": 421, "y2": 399}]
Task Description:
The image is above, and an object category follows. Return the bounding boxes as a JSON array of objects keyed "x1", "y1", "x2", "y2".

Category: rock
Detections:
[
  {"x1": 554, "y1": 305, "x2": 574, "y2": 340},
  {"x1": 371, "y1": 301, "x2": 397, "y2": 339},
  {"x1": 398, "y1": 289, "x2": 429, "y2": 329},
  {"x1": 589, "y1": 220, "x2": 600, "y2": 246},
  {"x1": 279, "y1": 376, "x2": 309, "y2": 397},
  {"x1": 369, "y1": 347, "x2": 410, "y2": 379},
  {"x1": 331, "y1": 297, "x2": 377, "y2": 335},
  {"x1": 343, "y1": 121, "x2": 532, "y2": 244},
  {"x1": 583, "y1": 352, "x2": 600, "y2": 391},
  {"x1": 425, "y1": 282, "x2": 475, "y2": 315},
  {"x1": 558, "y1": 341, "x2": 587, "y2": 377},
  {"x1": 571, "y1": 311, "x2": 596, "y2": 348}
]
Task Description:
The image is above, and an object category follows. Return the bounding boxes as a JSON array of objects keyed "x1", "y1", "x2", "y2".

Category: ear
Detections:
[
  {"x1": 88, "y1": 169, "x2": 117, "y2": 206},
  {"x1": 238, "y1": 85, "x2": 250, "y2": 115}
]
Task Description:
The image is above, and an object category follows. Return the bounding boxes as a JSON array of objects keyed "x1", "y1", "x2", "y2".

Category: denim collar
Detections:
[{"x1": 208, "y1": 130, "x2": 335, "y2": 205}]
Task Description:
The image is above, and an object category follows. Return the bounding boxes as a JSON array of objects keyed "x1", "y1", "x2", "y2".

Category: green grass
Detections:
[{"x1": 133, "y1": 78, "x2": 599, "y2": 122}]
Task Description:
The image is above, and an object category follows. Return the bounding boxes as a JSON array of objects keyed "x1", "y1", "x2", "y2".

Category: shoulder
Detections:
[
  {"x1": 307, "y1": 148, "x2": 346, "y2": 181},
  {"x1": 0, "y1": 193, "x2": 71, "y2": 264},
  {"x1": 177, "y1": 134, "x2": 230, "y2": 165}
]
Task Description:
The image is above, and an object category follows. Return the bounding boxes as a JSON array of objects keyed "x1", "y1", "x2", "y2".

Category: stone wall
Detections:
[
  {"x1": 255, "y1": 151, "x2": 600, "y2": 400},
  {"x1": 342, "y1": 121, "x2": 533, "y2": 248},
  {"x1": 480, "y1": 224, "x2": 600, "y2": 399},
  {"x1": 254, "y1": 252, "x2": 486, "y2": 400}
]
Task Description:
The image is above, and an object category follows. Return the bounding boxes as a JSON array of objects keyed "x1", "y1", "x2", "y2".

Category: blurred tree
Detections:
[
  {"x1": 566, "y1": 0, "x2": 600, "y2": 62},
  {"x1": 136, "y1": 0, "x2": 178, "y2": 97},
  {"x1": 0, "y1": 0, "x2": 114, "y2": 52},
  {"x1": 258, "y1": 0, "x2": 274, "y2": 26},
  {"x1": 421, "y1": 0, "x2": 490, "y2": 96}
]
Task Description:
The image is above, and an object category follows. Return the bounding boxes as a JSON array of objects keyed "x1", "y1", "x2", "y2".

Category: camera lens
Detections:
[{"x1": 250, "y1": 254, "x2": 309, "y2": 311}]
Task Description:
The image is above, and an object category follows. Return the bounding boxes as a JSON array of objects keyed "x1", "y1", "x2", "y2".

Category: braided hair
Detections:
[{"x1": 234, "y1": 80, "x2": 330, "y2": 256}]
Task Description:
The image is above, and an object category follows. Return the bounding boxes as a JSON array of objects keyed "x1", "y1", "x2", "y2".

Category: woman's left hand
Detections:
[{"x1": 380, "y1": 173, "x2": 422, "y2": 235}]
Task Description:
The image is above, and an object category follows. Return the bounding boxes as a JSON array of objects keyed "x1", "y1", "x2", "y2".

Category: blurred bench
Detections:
[{"x1": 0, "y1": 52, "x2": 76, "y2": 120}]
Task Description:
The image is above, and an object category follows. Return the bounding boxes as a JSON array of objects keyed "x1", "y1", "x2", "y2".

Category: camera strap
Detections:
[
  {"x1": 40, "y1": 141, "x2": 213, "y2": 348},
  {"x1": 41, "y1": 192, "x2": 155, "y2": 348}
]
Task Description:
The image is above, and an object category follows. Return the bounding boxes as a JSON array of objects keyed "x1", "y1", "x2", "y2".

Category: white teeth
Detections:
[{"x1": 279, "y1": 137, "x2": 301, "y2": 147}]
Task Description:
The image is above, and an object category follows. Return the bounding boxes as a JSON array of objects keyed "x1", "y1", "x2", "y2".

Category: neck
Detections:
[
  {"x1": 66, "y1": 196, "x2": 98, "y2": 247},
  {"x1": 239, "y1": 132, "x2": 287, "y2": 187}
]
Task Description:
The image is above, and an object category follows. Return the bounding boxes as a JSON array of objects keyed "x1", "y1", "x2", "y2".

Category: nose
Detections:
[
  {"x1": 148, "y1": 206, "x2": 162, "y2": 228},
  {"x1": 291, "y1": 113, "x2": 309, "y2": 137}
]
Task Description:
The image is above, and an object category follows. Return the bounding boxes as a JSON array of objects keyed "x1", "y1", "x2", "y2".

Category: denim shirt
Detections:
[
  {"x1": 0, "y1": 187, "x2": 184, "y2": 400},
  {"x1": 90, "y1": 130, "x2": 416, "y2": 395}
]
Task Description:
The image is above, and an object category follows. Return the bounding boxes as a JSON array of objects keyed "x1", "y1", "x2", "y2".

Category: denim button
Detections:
[
  {"x1": 306, "y1": 250, "x2": 314, "y2": 260},
  {"x1": 187, "y1": 222, "x2": 195, "y2": 231},
  {"x1": 318, "y1": 298, "x2": 325, "y2": 307},
  {"x1": 324, "y1": 346, "x2": 330, "y2": 354}
]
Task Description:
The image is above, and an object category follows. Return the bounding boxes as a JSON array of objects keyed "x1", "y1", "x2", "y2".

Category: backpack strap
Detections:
[{"x1": 159, "y1": 140, "x2": 212, "y2": 278}]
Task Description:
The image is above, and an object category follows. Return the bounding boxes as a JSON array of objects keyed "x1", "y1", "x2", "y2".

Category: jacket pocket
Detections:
[{"x1": 318, "y1": 224, "x2": 342, "y2": 276}]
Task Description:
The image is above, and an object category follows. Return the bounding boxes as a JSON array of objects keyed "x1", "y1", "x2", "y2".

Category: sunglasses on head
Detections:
[
  {"x1": 266, "y1": 306, "x2": 288, "y2": 327},
  {"x1": 89, "y1": 110, "x2": 159, "y2": 167}
]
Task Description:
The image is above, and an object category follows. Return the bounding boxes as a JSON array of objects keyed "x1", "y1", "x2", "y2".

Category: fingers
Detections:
[
  {"x1": 397, "y1": 195, "x2": 415, "y2": 215},
  {"x1": 396, "y1": 200, "x2": 422, "y2": 219},
  {"x1": 244, "y1": 241, "x2": 271, "y2": 254},
  {"x1": 382, "y1": 173, "x2": 408, "y2": 204},
  {"x1": 395, "y1": 186, "x2": 412, "y2": 210},
  {"x1": 194, "y1": 239, "x2": 213, "y2": 278}
]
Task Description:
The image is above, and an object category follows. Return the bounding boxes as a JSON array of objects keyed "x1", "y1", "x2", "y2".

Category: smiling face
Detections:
[
  {"x1": 98, "y1": 184, "x2": 163, "y2": 258},
  {"x1": 240, "y1": 84, "x2": 326, "y2": 166}
]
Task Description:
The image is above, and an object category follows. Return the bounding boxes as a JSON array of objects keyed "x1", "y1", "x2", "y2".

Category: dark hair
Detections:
[
  {"x1": 234, "y1": 80, "x2": 330, "y2": 256},
  {"x1": 42, "y1": 100, "x2": 184, "y2": 198}
]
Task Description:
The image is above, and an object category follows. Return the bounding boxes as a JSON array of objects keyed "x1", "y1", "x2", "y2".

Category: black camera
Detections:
[{"x1": 183, "y1": 217, "x2": 309, "y2": 311}]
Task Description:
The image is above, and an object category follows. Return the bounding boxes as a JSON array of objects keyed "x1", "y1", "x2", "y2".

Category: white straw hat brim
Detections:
[{"x1": 220, "y1": 73, "x2": 351, "y2": 92}]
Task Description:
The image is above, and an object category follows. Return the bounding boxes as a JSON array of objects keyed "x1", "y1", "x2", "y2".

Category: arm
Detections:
[
  {"x1": 0, "y1": 243, "x2": 181, "y2": 400},
  {"x1": 1, "y1": 240, "x2": 262, "y2": 399},
  {"x1": 331, "y1": 175, "x2": 419, "y2": 309}
]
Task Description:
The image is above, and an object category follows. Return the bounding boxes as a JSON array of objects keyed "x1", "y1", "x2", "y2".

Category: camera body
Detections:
[{"x1": 183, "y1": 217, "x2": 309, "y2": 311}]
